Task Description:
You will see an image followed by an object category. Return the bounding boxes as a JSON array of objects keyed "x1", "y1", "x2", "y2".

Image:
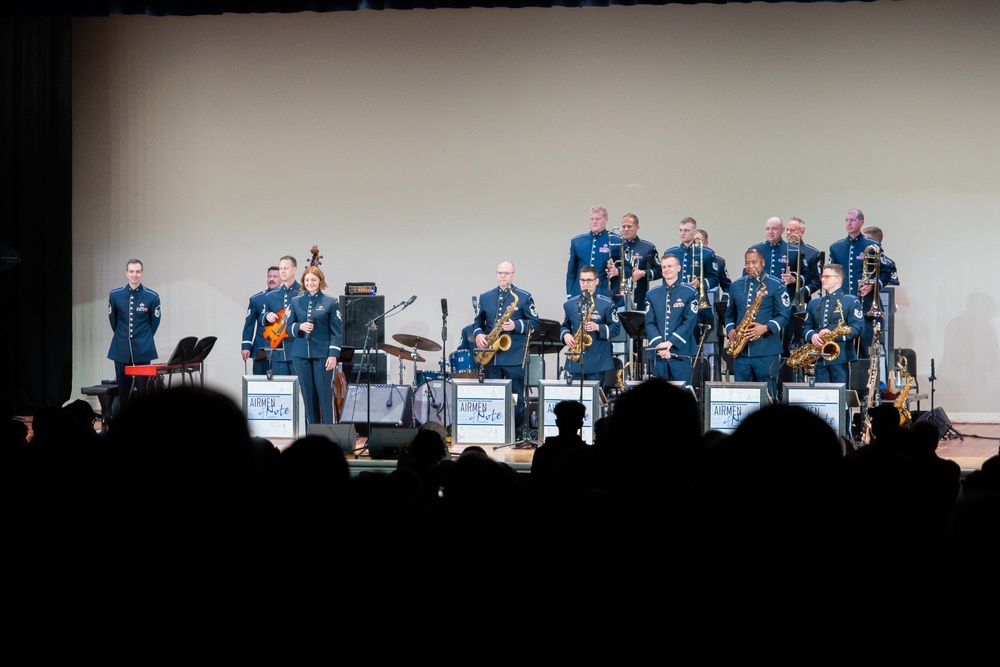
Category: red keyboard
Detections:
[{"x1": 125, "y1": 362, "x2": 200, "y2": 377}]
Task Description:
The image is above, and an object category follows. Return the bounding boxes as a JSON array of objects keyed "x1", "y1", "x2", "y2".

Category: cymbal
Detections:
[
  {"x1": 379, "y1": 343, "x2": 426, "y2": 363},
  {"x1": 392, "y1": 333, "x2": 442, "y2": 352}
]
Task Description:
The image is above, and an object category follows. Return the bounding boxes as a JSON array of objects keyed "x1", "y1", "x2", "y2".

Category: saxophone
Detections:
[
  {"x1": 861, "y1": 320, "x2": 882, "y2": 445},
  {"x1": 476, "y1": 290, "x2": 519, "y2": 365},
  {"x1": 787, "y1": 299, "x2": 853, "y2": 369},
  {"x1": 725, "y1": 274, "x2": 767, "y2": 358},
  {"x1": 894, "y1": 354, "x2": 913, "y2": 426},
  {"x1": 566, "y1": 295, "x2": 595, "y2": 363}
]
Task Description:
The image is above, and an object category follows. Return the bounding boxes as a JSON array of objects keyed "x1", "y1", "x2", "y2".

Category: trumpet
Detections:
[
  {"x1": 862, "y1": 245, "x2": 884, "y2": 319},
  {"x1": 692, "y1": 237, "x2": 711, "y2": 311}
]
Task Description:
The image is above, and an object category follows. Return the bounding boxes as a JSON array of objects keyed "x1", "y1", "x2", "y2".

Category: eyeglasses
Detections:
[
  {"x1": 497, "y1": 271, "x2": 513, "y2": 276},
  {"x1": 579, "y1": 278, "x2": 598, "y2": 284}
]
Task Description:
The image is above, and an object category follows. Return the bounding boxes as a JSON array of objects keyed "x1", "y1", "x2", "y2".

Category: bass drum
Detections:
[
  {"x1": 413, "y1": 380, "x2": 453, "y2": 427},
  {"x1": 449, "y1": 350, "x2": 478, "y2": 379}
]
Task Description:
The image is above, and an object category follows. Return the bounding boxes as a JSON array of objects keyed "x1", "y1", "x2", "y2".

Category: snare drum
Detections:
[
  {"x1": 415, "y1": 370, "x2": 443, "y2": 385},
  {"x1": 413, "y1": 380, "x2": 453, "y2": 427},
  {"x1": 449, "y1": 350, "x2": 477, "y2": 378}
]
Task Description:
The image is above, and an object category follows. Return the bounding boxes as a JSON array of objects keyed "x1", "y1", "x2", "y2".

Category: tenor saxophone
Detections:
[
  {"x1": 476, "y1": 290, "x2": 519, "y2": 365},
  {"x1": 787, "y1": 299, "x2": 852, "y2": 369},
  {"x1": 566, "y1": 296, "x2": 595, "y2": 363},
  {"x1": 725, "y1": 274, "x2": 767, "y2": 358},
  {"x1": 894, "y1": 354, "x2": 913, "y2": 426}
]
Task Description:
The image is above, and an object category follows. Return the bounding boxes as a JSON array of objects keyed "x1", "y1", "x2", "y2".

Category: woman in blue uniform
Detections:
[{"x1": 286, "y1": 265, "x2": 342, "y2": 424}]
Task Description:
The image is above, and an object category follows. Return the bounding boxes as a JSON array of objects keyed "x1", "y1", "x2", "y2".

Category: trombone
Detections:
[
  {"x1": 692, "y1": 237, "x2": 711, "y2": 310},
  {"x1": 862, "y1": 245, "x2": 884, "y2": 319},
  {"x1": 607, "y1": 227, "x2": 635, "y2": 310}
]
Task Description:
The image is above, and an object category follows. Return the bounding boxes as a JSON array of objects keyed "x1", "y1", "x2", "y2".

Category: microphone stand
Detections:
[
  {"x1": 495, "y1": 324, "x2": 536, "y2": 451},
  {"x1": 354, "y1": 297, "x2": 411, "y2": 458}
]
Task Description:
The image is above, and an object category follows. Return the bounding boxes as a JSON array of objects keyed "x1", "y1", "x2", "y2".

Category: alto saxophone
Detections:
[
  {"x1": 725, "y1": 274, "x2": 767, "y2": 358},
  {"x1": 566, "y1": 295, "x2": 595, "y2": 363},
  {"x1": 894, "y1": 354, "x2": 913, "y2": 426},
  {"x1": 476, "y1": 290, "x2": 519, "y2": 365},
  {"x1": 787, "y1": 299, "x2": 853, "y2": 369}
]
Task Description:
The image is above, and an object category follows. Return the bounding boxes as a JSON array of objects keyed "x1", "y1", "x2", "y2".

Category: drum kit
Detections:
[{"x1": 378, "y1": 332, "x2": 456, "y2": 429}]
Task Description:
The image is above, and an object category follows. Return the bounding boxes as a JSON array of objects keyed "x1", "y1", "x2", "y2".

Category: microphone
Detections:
[
  {"x1": 472, "y1": 295, "x2": 478, "y2": 313},
  {"x1": 441, "y1": 298, "x2": 448, "y2": 318},
  {"x1": 304, "y1": 315, "x2": 315, "y2": 339},
  {"x1": 386, "y1": 388, "x2": 394, "y2": 408}
]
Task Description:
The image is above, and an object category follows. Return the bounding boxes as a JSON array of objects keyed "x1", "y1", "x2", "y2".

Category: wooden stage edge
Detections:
[{"x1": 269, "y1": 422, "x2": 1000, "y2": 476}]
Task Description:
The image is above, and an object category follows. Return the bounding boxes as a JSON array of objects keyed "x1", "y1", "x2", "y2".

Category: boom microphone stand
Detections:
[{"x1": 353, "y1": 295, "x2": 416, "y2": 458}]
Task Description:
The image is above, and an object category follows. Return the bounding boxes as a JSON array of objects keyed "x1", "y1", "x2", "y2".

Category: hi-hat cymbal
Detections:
[
  {"x1": 392, "y1": 333, "x2": 442, "y2": 352},
  {"x1": 379, "y1": 343, "x2": 426, "y2": 363}
]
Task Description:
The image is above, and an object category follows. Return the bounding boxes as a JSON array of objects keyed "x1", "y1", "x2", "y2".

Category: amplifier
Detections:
[{"x1": 345, "y1": 282, "x2": 377, "y2": 295}]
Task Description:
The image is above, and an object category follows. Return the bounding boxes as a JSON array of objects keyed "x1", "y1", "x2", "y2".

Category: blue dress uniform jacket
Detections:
[
  {"x1": 259, "y1": 281, "x2": 301, "y2": 362},
  {"x1": 566, "y1": 230, "x2": 622, "y2": 300},
  {"x1": 874, "y1": 242, "x2": 900, "y2": 286},
  {"x1": 644, "y1": 280, "x2": 700, "y2": 357},
  {"x1": 798, "y1": 242, "x2": 824, "y2": 295},
  {"x1": 803, "y1": 289, "x2": 864, "y2": 368},
  {"x1": 663, "y1": 243, "x2": 720, "y2": 291},
  {"x1": 286, "y1": 291, "x2": 343, "y2": 360},
  {"x1": 828, "y1": 235, "x2": 892, "y2": 311},
  {"x1": 724, "y1": 274, "x2": 791, "y2": 358},
  {"x1": 473, "y1": 286, "x2": 540, "y2": 367},
  {"x1": 714, "y1": 255, "x2": 732, "y2": 294},
  {"x1": 241, "y1": 288, "x2": 272, "y2": 360},
  {"x1": 560, "y1": 294, "x2": 621, "y2": 375},
  {"x1": 108, "y1": 284, "x2": 161, "y2": 363},
  {"x1": 611, "y1": 237, "x2": 660, "y2": 310}
]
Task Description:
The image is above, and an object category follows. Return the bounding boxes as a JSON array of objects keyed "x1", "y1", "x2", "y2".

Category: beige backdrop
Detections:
[{"x1": 71, "y1": 0, "x2": 1000, "y2": 419}]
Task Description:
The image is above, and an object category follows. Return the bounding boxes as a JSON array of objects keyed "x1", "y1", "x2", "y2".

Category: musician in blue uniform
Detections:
[
  {"x1": 644, "y1": 255, "x2": 700, "y2": 384},
  {"x1": 725, "y1": 249, "x2": 791, "y2": 399},
  {"x1": 474, "y1": 261, "x2": 540, "y2": 431},
  {"x1": 285, "y1": 265, "x2": 342, "y2": 425},
  {"x1": 802, "y1": 264, "x2": 864, "y2": 384},
  {"x1": 260, "y1": 255, "x2": 301, "y2": 376},
  {"x1": 561, "y1": 266, "x2": 621, "y2": 382},
  {"x1": 694, "y1": 229, "x2": 730, "y2": 295},
  {"x1": 786, "y1": 217, "x2": 823, "y2": 297},
  {"x1": 606, "y1": 212, "x2": 660, "y2": 311},
  {"x1": 565, "y1": 205, "x2": 621, "y2": 303},
  {"x1": 108, "y1": 259, "x2": 161, "y2": 405},
  {"x1": 829, "y1": 209, "x2": 893, "y2": 357},
  {"x1": 241, "y1": 266, "x2": 279, "y2": 375},
  {"x1": 862, "y1": 226, "x2": 901, "y2": 287},
  {"x1": 663, "y1": 217, "x2": 720, "y2": 297}
]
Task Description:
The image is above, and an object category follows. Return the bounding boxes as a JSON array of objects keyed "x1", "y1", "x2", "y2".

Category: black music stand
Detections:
[
  {"x1": 184, "y1": 336, "x2": 217, "y2": 386},
  {"x1": 528, "y1": 319, "x2": 562, "y2": 377},
  {"x1": 619, "y1": 310, "x2": 646, "y2": 381}
]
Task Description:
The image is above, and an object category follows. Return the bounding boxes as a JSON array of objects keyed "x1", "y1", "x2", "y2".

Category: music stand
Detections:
[
  {"x1": 528, "y1": 319, "x2": 563, "y2": 378},
  {"x1": 619, "y1": 310, "x2": 646, "y2": 381},
  {"x1": 184, "y1": 336, "x2": 217, "y2": 386},
  {"x1": 148, "y1": 336, "x2": 197, "y2": 392}
]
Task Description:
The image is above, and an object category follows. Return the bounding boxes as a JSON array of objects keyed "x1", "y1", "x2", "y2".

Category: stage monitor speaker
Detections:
[
  {"x1": 915, "y1": 406, "x2": 953, "y2": 439},
  {"x1": 342, "y1": 350, "x2": 388, "y2": 385},
  {"x1": 366, "y1": 426, "x2": 418, "y2": 460},
  {"x1": 339, "y1": 383, "x2": 412, "y2": 437},
  {"x1": 340, "y1": 295, "x2": 385, "y2": 349},
  {"x1": 306, "y1": 423, "x2": 358, "y2": 454}
]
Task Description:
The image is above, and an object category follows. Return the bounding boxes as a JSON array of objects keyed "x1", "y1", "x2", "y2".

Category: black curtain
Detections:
[{"x1": 0, "y1": 17, "x2": 72, "y2": 415}]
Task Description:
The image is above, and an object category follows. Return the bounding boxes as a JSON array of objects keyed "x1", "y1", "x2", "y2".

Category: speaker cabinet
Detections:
[
  {"x1": 339, "y1": 383, "x2": 413, "y2": 437},
  {"x1": 306, "y1": 423, "x2": 358, "y2": 454},
  {"x1": 366, "y1": 426, "x2": 418, "y2": 460},
  {"x1": 340, "y1": 295, "x2": 385, "y2": 349},
  {"x1": 915, "y1": 406, "x2": 953, "y2": 439}
]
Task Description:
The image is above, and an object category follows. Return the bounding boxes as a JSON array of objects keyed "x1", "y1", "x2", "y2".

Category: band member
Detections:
[
  {"x1": 663, "y1": 216, "x2": 720, "y2": 295},
  {"x1": 606, "y1": 212, "x2": 660, "y2": 310},
  {"x1": 260, "y1": 255, "x2": 301, "y2": 375},
  {"x1": 241, "y1": 266, "x2": 279, "y2": 375},
  {"x1": 829, "y1": 209, "x2": 892, "y2": 357},
  {"x1": 561, "y1": 266, "x2": 621, "y2": 382},
  {"x1": 747, "y1": 216, "x2": 818, "y2": 302},
  {"x1": 565, "y1": 205, "x2": 621, "y2": 303},
  {"x1": 108, "y1": 259, "x2": 161, "y2": 405},
  {"x1": 802, "y1": 264, "x2": 864, "y2": 384},
  {"x1": 862, "y1": 226, "x2": 901, "y2": 287},
  {"x1": 725, "y1": 249, "x2": 791, "y2": 399},
  {"x1": 474, "y1": 261, "x2": 540, "y2": 431},
  {"x1": 285, "y1": 265, "x2": 342, "y2": 424},
  {"x1": 644, "y1": 255, "x2": 700, "y2": 384},
  {"x1": 785, "y1": 217, "x2": 823, "y2": 296},
  {"x1": 694, "y1": 229, "x2": 730, "y2": 294}
]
